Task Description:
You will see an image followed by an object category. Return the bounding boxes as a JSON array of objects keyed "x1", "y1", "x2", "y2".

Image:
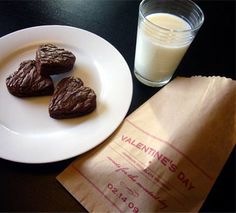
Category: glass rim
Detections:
[{"x1": 139, "y1": 0, "x2": 205, "y2": 33}]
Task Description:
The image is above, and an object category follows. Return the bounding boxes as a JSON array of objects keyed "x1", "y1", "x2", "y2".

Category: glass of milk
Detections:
[{"x1": 134, "y1": 0, "x2": 204, "y2": 87}]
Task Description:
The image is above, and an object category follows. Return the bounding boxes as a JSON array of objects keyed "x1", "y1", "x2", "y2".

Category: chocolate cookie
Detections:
[
  {"x1": 6, "y1": 60, "x2": 54, "y2": 97},
  {"x1": 36, "y1": 44, "x2": 76, "y2": 76},
  {"x1": 49, "y1": 77, "x2": 96, "y2": 119}
]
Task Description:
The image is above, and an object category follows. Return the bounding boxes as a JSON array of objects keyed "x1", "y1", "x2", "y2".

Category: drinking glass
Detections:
[{"x1": 134, "y1": 0, "x2": 204, "y2": 87}]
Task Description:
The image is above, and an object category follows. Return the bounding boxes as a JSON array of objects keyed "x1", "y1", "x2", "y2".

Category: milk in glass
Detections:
[{"x1": 135, "y1": 13, "x2": 192, "y2": 85}]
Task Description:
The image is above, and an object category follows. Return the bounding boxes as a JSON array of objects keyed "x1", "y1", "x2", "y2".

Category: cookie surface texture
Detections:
[
  {"x1": 6, "y1": 60, "x2": 54, "y2": 97},
  {"x1": 36, "y1": 44, "x2": 76, "y2": 75},
  {"x1": 49, "y1": 77, "x2": 96, "y2": 119}
]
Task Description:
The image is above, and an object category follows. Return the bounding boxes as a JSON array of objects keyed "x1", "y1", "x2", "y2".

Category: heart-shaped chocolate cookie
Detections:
[
  {"x1": 49, "y1": 77, "x2": 96, "y2": 119},
  {"x1": 6, "y1": 60, "x2": 54, "y2": 97},
  {"x1": 36, "y1": 44, "x2": 76, "y2": 76}
]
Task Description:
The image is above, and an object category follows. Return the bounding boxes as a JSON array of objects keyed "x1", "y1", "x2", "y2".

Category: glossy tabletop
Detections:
[{"x1": 0, "y1": 0, "x2": 235, "y2": 212}]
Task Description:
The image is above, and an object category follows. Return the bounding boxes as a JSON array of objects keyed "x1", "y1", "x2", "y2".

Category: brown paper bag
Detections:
[{"x1": 57, "y1": 76, "x2": 236, "y2": 212}]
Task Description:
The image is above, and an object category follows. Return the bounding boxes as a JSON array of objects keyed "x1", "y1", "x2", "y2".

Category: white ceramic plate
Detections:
[{"x1": 0, "y1": 25, "x2": 133, "y2": 163}]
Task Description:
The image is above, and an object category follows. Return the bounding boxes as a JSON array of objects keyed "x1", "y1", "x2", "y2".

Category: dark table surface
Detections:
[{"x1": 0, "y1": 0, "x2": 235, "y2": 212}]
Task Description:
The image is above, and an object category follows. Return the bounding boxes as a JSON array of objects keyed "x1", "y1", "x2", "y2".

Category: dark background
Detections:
[{"x1": 0, "y1": 0, "x2": 235, "y2": 212}]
